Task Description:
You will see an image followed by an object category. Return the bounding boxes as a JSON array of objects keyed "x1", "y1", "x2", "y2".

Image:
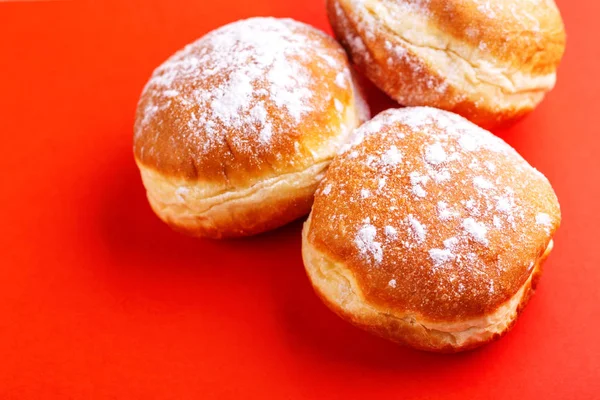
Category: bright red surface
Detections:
[{"x1": 0, "y1": 0, "x2": 598, "y2": 398}]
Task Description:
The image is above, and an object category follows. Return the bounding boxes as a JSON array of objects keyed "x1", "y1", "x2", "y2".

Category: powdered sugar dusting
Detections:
[
  {"x1": 438, "y1": 201, "x2": 458, "y2": 220},
  {"x1": 381, "y1": 145, "x2": 403, "y2": 165},
  {"x1": 462, "y1": 218, "x2": 488, "y2": 245},
  {"x1": 429, "y1": 248, "x2": 454, "y2": 266},
  {"x1": 407, "y1": 214, "x2": 427, "y2": 243},
  {"x1": 433, "y1": 170, "x2": 451, "y2": 183},
  {"x1": 429, "y1": 235, "x2": 460, "y2": 267},
  {"x1": 410, "y1": 172, "x2": 430, "y2": 198},
  {"x1": 496, "y1": 196, "x2": 512, "y2": 213},
  {"x1": 473, "y1": 176, "x2": 494, "y2": 190},
  {"x1": 335, "y1": 72, "x2": 347, "y2": 88},
  {"x1": 458, "y1": 135, "x2": 478, "y2": 151},
  {"x1": 485, "y1": 161, "x2": 496, "y2": 172},
  {"x1": 493, "y1": 215, "x2": 502, "y2": 228},
  {"x1": 385, "y1": 225, "x2": 398, "y2": 238},
  {"x1": 343, "y1": 107, "x2": 507, "y2": 155},
  {"x1": 355, "y1": 224, "x2": 383, "y2": 263},
  {"x1": 536, "y1": 212, "x2": 552, "y2": 233},
  {"x1": 443, "y1": 237, "x2": 459, "y2": 249},
  {"x1": 137, "y1": 17, "x2": 350, "y2": 153},
  {"x1": 424, "y1": 142, "x2": 447, "y2": 165},
  {"x1": 536, "y1": 212, "x2": 551, "y2": 226}
]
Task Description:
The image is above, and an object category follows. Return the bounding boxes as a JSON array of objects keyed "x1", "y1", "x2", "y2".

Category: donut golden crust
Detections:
[
  {"x1": 134, "y1": 17, "x2": 370, "y2": 238},
  {"x1": 327, "y1": 0, "x2": 566, "y2": 128},
  {"x1": 302, "y1": 107, "x2": 561, "y2": 352}
]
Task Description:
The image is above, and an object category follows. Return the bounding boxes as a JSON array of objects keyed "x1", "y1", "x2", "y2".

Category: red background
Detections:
[{"x1": 1, "y1": 0, "x2": 599, "y2": 398}]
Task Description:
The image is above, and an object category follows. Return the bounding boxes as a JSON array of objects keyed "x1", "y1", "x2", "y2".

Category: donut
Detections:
[
  {"x1": 302, "y1": 107, "x2": 561, "y2": 352},
  {"x1": 327, "y1": 0, "x2": 566, "y2": 128},
  {"x1": 134, "y1": 17, "x2": 370, "y2": 238}
]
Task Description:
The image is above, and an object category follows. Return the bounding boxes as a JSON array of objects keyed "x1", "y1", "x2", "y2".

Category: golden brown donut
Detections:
[
  {"x1": 327, "y1": 0, "x2": 566, "y2": 128},
  {"x1": 134, "y1": 17, "x2": 370, "y2": 238},
  {"x1": 302, "y1": 107, "x2": 561, "y2": 352}
]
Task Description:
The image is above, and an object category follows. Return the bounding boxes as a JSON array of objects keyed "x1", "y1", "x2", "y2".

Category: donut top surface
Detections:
[
  {"x1": 333, "y1": 0, "x2": 565, "y2": 74},
  {"x1": 134, "y1": 17, "x2": 362, "y2": 184},
  {"x1": 308, "y1": 107, "x2": 560, "y2": 321}
]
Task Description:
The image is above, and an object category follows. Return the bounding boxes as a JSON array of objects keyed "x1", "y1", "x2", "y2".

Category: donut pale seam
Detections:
[
  {"x1": 138, "y1": 158, "x2": 330, "y2": 237},
  {"x1": 139, "y1": 159, "x2": 330, "y2": 217}
]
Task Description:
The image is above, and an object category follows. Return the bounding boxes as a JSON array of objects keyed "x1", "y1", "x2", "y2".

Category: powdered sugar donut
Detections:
[
  {"x1": 327, "y1": 0, "x2": 566, "y2": 128},
  {"x1": 134, "y1": 17, "x2": 369, "y2": 238},
  {"x1": 302, "y1": 107, "x2": 560, "y2": 352}
]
